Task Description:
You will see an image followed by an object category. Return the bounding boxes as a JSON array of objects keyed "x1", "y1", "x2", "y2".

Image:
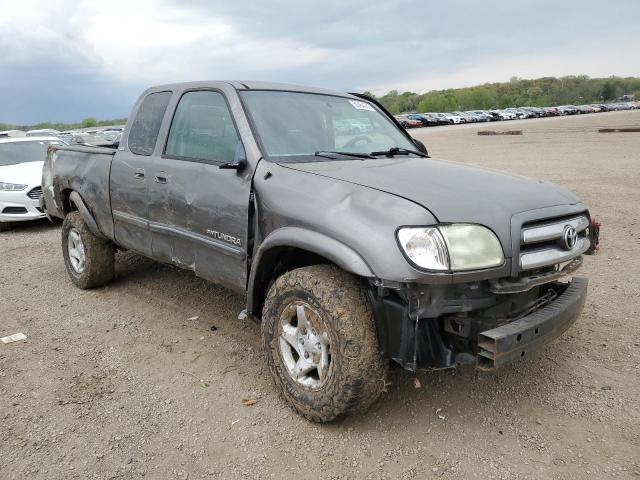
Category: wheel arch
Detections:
[
  {"x1": 65, "y1": 190, "x2": 107, "y2": 240},
  {"x1": 247, "y1": 227, "x2": 375, "y2": 320}
]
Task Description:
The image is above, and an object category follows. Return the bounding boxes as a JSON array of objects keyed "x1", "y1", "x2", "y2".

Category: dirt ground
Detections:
[{"x1": 1, "y1": 110, "x2": 639, "y2": 480}]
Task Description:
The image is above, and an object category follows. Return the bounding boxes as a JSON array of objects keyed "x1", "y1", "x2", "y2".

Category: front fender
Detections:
[
  {"x1": 246, "y1": 227, "x2": 376, "y2": 317},
  {"x1": 260, "y1": 227, "x2": 375, "y2": 277}
]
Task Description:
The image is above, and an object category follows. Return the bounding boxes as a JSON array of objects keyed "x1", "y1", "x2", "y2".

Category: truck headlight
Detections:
[
  {"x1": 397, "y1": 225, "x2": 504, "y2": 271},
  {"x1": 0, "y1": 182, "x2": 28, "y2": 191}
]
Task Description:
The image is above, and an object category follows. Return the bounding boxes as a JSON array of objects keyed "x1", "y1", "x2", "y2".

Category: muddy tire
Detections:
[
  {"x1": 262, "y1": 265, "x2": 387, "y2": 422},
  {"x1": 61, "y1": 211, "x2": 114, "y2": 289}
]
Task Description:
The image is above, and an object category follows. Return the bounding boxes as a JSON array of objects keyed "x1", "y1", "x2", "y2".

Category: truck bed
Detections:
[{"x1": 42, "y1": 144, "x2": 117, "y2": 239}]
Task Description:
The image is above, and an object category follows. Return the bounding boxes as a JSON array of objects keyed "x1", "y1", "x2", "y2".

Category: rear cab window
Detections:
[{"x1": 128, "y1": 91, "x2": 172, "y2": 156}]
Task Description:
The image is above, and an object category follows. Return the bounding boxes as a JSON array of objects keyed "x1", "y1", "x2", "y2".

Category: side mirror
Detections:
[
  {"x1": 219, "y1": 159, "x2": 246, "y2": 170},
  {"x1": 219, "y1": 141, "x2": 247, "y2": 171},
  {"x1": 412, "y1": 138, "x2": 428, "y2": 156}
]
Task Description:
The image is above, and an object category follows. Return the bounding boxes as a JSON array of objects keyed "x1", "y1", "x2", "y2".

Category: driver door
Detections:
[{"x1": 147, "y1": 89, "x2": 253, "y2": 293}]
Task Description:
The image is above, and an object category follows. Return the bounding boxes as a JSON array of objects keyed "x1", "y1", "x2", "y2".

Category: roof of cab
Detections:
[{"x1": 146, "y1": 80, "x2": 357, "y2": 99}]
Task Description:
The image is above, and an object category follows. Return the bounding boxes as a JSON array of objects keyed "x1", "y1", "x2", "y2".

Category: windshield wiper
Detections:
[
  {"x1": 315, "y1": 150, "x2": 375, "y2": 159},
  {"x1": 370, "y1": 147, "x2": 429, "y2": 158}
]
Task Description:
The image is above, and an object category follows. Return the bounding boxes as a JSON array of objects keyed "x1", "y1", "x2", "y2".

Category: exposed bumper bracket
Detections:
[
  {"x1": 477, "y1": 277, "x2": 588, "y2": 370},
  {"x1": 489, "y1": 257, "x2": 583, "y2": 294}
]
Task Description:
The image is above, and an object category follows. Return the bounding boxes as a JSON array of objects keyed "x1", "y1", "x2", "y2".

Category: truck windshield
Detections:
[
  {"x1": 0, "y1": 140, "x2": 64, "y2": 166},
  {"x1": 240, "y1": 90, "x2": 416, "y2": 162}
]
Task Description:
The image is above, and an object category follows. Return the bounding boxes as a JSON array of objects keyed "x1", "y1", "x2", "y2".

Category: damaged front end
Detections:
[{"x1": 368, "y1": 271, "x2": 588, "y2": 371}]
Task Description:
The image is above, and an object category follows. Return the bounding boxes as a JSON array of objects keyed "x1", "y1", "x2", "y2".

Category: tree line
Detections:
[
  {"x1": 2, "y1": 75, "x2": 639, "y2": 130},
  {"x1": 365, "y1": 75, "x2": 640, "y2": 114}
]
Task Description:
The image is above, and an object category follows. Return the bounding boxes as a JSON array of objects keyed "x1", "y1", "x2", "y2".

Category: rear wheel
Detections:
[
  {"x1": 61, "y1": 211, "x2": 114, "y2": 289},
  {"x1": 262, "y1": 265, "x2": 387, "y2": 422}
]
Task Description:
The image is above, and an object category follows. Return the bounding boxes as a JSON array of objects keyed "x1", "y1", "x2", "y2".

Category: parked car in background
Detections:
[
  {"x1": 0, "y1": 136, "x2": 67, "y2": 231},
  {"x1": 468, "y1": 111, "x2": 493, "y2": 122},
  {"x1": 0, "y1": 130, "x2": 27, "y2": 138},
  {"x1": 423, "y1": 113, "x2": 450, "y2": 126},
  {"x1": 451, "y1": 111, "x2": 473, "y2": 123},
  {"x1": 504, "y1": 108, "x2": 530, "y2": 119},
  {"x1": 69, "y1": 134, "x2": 105, "y2": 146},
  {"x1": 491, "y1": 109, "x2": 516, "y2": 120},
  {"x1": 443, "y1": 112, "x2": 465, "y2": 124},
  {"x1": 411, "y1": 114, "x2": 439, "y2": 127},
  {"x1": 395, "y1": 115, "x2": 423, "y2": 129},
  {"x1": 406, "y1": 114, "x2": 438, "y2": 127},
  {"x1": 101, "y1": 131, "x2": 123, "y2": 145},
  {"x1": 522, "y1": 107, "x2": 545, "y2": 117},
  {"x1": 558, "y1": 105, "x2": 579, "y2": 115},
  {"x1": 26, "y1": 128, "x2": 61, "y2": 137}
]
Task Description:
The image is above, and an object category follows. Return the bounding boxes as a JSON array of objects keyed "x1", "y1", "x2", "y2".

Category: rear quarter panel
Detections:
[{"x1": 43, "y1": 145, "x2": 116, "y2": 239}]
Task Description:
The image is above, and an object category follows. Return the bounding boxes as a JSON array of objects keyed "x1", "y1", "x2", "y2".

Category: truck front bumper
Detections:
[
  {"x1": 477, "y1": 277, "x2": 588, "y2": 370},
  {"x1": 370, "y1": 276, "x2": 588, "y2": 371}
]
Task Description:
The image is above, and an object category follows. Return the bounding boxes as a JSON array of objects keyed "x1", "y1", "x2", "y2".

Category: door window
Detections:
[
  {"x1": 165, "y1": 91, "x2": 240, "y2": 163},
  {"x1": 128, "y1": 91, "x2": 172, "y2": 156}
]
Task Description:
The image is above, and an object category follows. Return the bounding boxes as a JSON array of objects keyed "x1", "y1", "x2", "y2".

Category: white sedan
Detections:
[
  {"x1": 443, "y1": 113, "x2": 465, "y2": 124},
  {"x1": 0, "y1": 136, "x2": 66, "y2": 231}
]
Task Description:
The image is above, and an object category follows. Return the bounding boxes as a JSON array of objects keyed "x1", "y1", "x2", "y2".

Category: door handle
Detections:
[
  {"x1": 154, "y1": 173, "x2": 168, "y2": 184},
  {"x1": 134, "y1": 168, "x2": 145, "y2": 179}
]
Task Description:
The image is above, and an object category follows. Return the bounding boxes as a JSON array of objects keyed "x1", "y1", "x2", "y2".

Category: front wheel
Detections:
[
  {"x1": 61, "y1": 211, "x2": 115, "y2": 289},
  {"x1": 262, "y1": 265, "x2": 387, "y2": 422}
]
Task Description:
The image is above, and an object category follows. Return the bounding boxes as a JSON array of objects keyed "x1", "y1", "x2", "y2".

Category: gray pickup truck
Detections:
[{"x1": 42, "y1": 81, "x2": 599, "y2": 422}]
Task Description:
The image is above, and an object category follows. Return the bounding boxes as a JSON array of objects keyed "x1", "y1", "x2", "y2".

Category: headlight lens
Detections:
[
  {"x1": 397, "y1": 227, "x2": 449, "y2": 270},
  {"x1": 0, "y1": 182, "x2": 28, "y2": 191},
  {"x1": 439, "y1": 224, "x2": 504, "y2": 270},
  {"x1": 398, "y1": 224, "x2": 504, "y2": 271}
]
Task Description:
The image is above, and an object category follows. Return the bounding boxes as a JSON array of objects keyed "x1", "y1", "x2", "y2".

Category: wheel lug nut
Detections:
[{"x1": 304, "y1": 352, "x2": 309, "y2": 359}]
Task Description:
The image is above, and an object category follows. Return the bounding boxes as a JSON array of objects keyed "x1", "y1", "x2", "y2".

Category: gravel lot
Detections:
[{"x1": 1, "y1": 110, "x2": 639, "y2": 479}]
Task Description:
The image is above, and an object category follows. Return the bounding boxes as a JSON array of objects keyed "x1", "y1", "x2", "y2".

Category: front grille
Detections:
[
  {"x1": 27, "y1": 186, "x2": 43, "y2": 200},
  {"x1": 518, "y1": 214, "x2": 590, "y2": 271},
  {"x1": 2, "y1": 206, "x2": 28, "y2": 214}
]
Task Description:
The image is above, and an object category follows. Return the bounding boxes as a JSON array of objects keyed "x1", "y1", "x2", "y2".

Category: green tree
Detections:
[
  {"x1": 601, "y1": 81, "x2": 616, "y2": 100},
  {"x1": 80, "y1": 118, "x2": 98, "y2": 128}
]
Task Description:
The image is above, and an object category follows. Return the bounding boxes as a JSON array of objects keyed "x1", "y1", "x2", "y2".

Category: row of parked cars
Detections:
[
  {"x1": 0, "y1": 126, "x2": 125, "y2": 147},
  {"x1": 394, "y1": 101, "x2": 640, "y2": 128}
]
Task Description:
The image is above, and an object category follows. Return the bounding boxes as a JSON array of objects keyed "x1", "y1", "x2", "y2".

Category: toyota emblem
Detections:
[{"x1": 562, "y1": 225, "x2": 578, "y2": 250}]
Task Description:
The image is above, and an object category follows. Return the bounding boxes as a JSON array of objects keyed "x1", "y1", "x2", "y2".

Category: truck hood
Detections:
[
  {"x1": 280, "y1": 157, "x2": 580, "y2": 245},
  {"x1": 0, "y1": 161, "x2": 44, "y2": 186}
]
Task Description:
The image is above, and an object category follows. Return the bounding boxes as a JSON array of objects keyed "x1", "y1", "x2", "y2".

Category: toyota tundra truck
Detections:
[{"x1": 42, "y1": 81, "x2": 599, "y2": 422}]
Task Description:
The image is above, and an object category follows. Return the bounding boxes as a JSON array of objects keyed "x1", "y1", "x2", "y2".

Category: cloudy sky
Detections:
[{"x1": 1, "y1": 0, "x2": 639, "y2": 124}]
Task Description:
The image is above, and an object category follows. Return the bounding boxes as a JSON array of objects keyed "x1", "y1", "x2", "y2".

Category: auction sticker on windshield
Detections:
[{"x1": 349, "y1": 100, "x2": 375, "y2": 111}]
